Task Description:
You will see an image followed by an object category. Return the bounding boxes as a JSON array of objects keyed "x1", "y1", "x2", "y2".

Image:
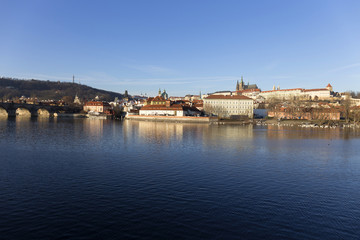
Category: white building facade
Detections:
[
  {"x1": 259, "y1": 85, "x2": 332, "y2": 100},
  {"x1": 83, "y1": 101, "x2": 112, "y2": 113},
  {"x1": 139, "y1": 105, "x2": 184, "y2": 116},
  {"x1": 203, "y1": 95, "x2": 254, "y2": 118}
]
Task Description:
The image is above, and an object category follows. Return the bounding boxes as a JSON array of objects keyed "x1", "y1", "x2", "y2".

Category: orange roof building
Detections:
[{"x1": 83, "y1": 101, "x2": 112, "y2": 113}]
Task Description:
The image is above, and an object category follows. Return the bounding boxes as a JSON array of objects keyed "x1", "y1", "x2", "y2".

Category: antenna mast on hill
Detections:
[{"x1": 73, "y1": 75, "x2": 75, "y2": 84}]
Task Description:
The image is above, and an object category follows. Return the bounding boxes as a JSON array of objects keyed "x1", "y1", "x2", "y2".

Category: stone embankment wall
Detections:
[{"x1": 125, "y1": 115, "x2": 216, "y2": 123}]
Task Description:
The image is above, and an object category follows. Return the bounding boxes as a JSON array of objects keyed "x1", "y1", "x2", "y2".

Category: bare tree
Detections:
[
  {"x1": 342, "y1": 93, "x2": 352, "y2": 123},
  {"x1": 266, "y1": 97, "x2": 281, "y2": 111}
]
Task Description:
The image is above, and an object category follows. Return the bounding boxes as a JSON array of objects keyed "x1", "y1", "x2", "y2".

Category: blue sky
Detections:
[{"x1": 1, "y1": 0, "x2": 360, "y2": 96}]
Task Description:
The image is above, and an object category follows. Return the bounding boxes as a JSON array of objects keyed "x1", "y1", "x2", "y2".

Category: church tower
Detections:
[
  {"x1": 239, "y1": 76, "x2": 244, "y2": 90},
  {"x1": 326, "y1": 83, "x2": 333, "y2": 91},
  {"x1": 161, "y1": 89, "x2": 169, "y2": 100}
]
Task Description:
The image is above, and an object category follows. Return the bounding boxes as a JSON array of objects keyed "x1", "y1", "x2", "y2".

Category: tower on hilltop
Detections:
[
  {"x1": 235, "y1": 76, "x2": 258, "y2": 91},
  {"x1": 239, "y1": 76, "x2": 244, "y2": 90},
  {"x1": 326, "y1": 83, "x2": 333, "y2": 91}
]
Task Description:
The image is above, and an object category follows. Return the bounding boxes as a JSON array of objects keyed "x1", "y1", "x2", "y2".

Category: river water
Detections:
[{"x1": 1, "y1": 117, "x2": 360, "y2": 239}]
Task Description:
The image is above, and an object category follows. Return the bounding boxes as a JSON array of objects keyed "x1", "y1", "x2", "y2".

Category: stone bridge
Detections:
[{"x1": 0, "y1": 102, "x2": 79, "y2": 118}]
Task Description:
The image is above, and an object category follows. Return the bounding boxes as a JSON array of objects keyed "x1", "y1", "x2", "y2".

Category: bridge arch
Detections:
[
  {"x1": 16, "y1": 108, "x2": 31, "y2": 117},
  {"x1": 0, "y1": 107, "x2": 8, "y2": 118},
  {"x1": 37, "y1": 108, "x2": 50, "y2": 118}
]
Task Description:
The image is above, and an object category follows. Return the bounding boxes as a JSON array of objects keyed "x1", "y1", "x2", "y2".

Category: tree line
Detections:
[{"x1": 0, "y1": 77, "x2": 123, "y2": 102}]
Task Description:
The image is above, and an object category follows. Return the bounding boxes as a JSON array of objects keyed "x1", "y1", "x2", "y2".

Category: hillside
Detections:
[{"x1": 0, "y1": 77, "x2": 123, "y2": 102}]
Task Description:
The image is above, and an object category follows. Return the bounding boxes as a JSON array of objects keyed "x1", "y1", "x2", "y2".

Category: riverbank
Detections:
[
  {"x1": 125, "y1": 115, "x2": 360, "y2": 128},
  {"x1": 256, "y1": 119, "x2": 360, "y2": 129},
  {"x1": 125, "y1": 115, "x2": 217, "y2": 123}
]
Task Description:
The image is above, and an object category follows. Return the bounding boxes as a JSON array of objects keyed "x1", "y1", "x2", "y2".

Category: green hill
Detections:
[{"x1": 0, "y1": 77, "x2": 123, "y2": 102}]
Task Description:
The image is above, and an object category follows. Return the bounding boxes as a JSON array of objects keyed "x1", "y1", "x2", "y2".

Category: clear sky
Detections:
[{"x1": 1, "y1": 0, "x2": 360, "y2": 96}]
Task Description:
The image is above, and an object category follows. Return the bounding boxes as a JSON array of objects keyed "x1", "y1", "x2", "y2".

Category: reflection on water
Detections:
[
  {"x1": 83, "y1": 118, "x2": 104, "y2": 140},
  {"x1": 125, "y1": 120, "x2": 186, "y2": 143},
  {"x1": 15, "y1": 116, "x2": 32, "y2": 134},
  {"x1": 201, "y1": 124, "x2": 253, "y2": 149},
  {"x1": 123, "y1": 120, "x2": 254, "y2": 149},
  {"x1": 1, "y1": 118, "x2": 360, "y2": 239},
  {"x1": 265, "y1": 125, "x2": 353, "y2": 139}
]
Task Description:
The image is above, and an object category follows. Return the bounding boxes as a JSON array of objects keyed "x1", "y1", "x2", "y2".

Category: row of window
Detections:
[
  {"x1": 217, "y1": 110, "x2": 250, "y2": 114},
  {"x1": 204, "y1": 105, "x2": 252, "y2": 109},
  {"x1": 205, "y1": 101, "x2": 253, "y2": 105}
]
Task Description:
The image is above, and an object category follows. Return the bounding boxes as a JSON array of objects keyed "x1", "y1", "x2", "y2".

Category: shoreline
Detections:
[
  {"x1": 256, "y1": 119, "x2": 360, "y2": 129},
  {"x1": 1, "y1": 114, "x2": 359, "y2": 129},
  {"x1": 125, "y1": 115, "x2": 360, "y2": 129},
  {"x1": 125, "y1": 115, "x2": 217, "y2": 123}
]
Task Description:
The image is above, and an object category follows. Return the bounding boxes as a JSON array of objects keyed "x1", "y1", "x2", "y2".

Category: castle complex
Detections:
[
  {"x1": 258, "y1": 84, "x2": 333, "y2": 100},
  {"x1": 232, "y1": 77, "x2": 333, "y2": 101}
]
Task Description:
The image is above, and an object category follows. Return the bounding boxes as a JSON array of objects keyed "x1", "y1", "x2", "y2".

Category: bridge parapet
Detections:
[{"x1": 0, "y1": 102, "x2": 75, "y2": 117}]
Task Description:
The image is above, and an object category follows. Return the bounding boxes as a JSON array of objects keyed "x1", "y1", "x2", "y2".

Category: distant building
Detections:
[
  {"x1": 144, "y1": 95, "x2": 167, "y2": 106},
  {"x1": 156, "y1": 89, "x2": 169, "y2": 100},
  {"x1": 184, "y1": 94, "x2": 201, "y2": 101},
  {"x1": 74, "y1": 94, "x2": 81, "y2": 105},
  {"x1": 203, "y1": 95, "x2": 254, "y2": 118},
  {"x1": 140, "y1": 92, "x2": 201, "y2": 116},
  {"x1": 210, "y1": 91, "x2": 232, "y2": 96},
  {"x1": 169, "y1": 96, "x2": 185, "y2": 101},
  {"x1": 236, "y1": 76, "x2": 259, "y2": 91},
  {"x1": 139, "y1": 103, "x2": 185, "y2": 116},
  {"x1": 237, "y1": 88, "x2": 261, "y2": 99},
  {"x1": 326, "y1": 83, "x2": 333, "y2": 92},
  {"x1": 83, "y1": 101, "x2": 112, "y2": 113},
  {"x1": 259, "y1": 84, "x2": 332, "y2": 100},
  {"x1": 192, "y1": 100, "x2": 204, "y2": 111}
]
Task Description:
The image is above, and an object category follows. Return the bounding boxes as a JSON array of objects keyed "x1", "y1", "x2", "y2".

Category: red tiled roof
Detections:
[
  {"x1": 327, "y1": 83, "x2": 332, "y2": 87},
  {"x1": 205, "y1": 95, "x2": 252, "y2": 100},
  {"x1": 140, "y1": 104, "x2": 183, "y2": 110},
  {"x1": 152, "y1": 96, "x2": 166, "y2": 101}
]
